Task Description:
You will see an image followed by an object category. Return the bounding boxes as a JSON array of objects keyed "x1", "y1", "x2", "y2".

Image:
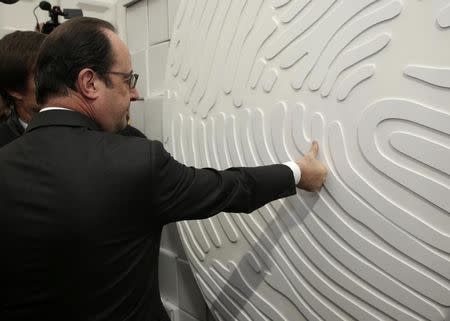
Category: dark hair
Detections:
[
  {"x1": 35, "y1": 17, "x2": 116, "y2": 105},
  {"x1": 0, "y1": 31, "x2": 46, "y2": 108}
]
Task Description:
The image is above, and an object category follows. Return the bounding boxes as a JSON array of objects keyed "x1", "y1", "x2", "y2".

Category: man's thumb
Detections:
[{"x1": 309, "y1": 141, "x2": 319, "y2": 158}]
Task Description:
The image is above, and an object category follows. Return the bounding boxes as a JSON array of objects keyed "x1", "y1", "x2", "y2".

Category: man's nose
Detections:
[{"x1": 130, "y1": 87, "x2": 140, "y2": 101}]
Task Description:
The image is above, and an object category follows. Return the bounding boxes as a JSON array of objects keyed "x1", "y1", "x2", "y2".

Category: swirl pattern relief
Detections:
[{"x1": 163, "y1": 1, "x2": 450, "y2": 320}]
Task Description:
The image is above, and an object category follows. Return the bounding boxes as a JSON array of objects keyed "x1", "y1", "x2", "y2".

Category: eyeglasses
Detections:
[{"x1": 106, "y1": 71, "x2": 139, "y2": 89}]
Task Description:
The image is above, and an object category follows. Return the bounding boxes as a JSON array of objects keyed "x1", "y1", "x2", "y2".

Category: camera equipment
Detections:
[{"x1": 36, "y1": 1, "x2": 83, "y2": 34}]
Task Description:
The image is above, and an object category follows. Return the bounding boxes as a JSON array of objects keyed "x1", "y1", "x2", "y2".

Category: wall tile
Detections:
[
  {"x1": 144, "y1": 95, "x2": 163, "y2": 141},
  {"x1": 205, "y1": 308, "x2": 217, "y2": 321},
  {"x1": 131, "y1": 49, "x2": 149, "y2": 98},
  {"x1": 161, "y1": 223, "x2": 187, "y2": 261},
  {"x1": 177, "y1": 259, "x2": 207, "y2": 321},
  {"x1": 126, "y1": 0, "x2": 148, "y2": 52},
  {"x1": 159, "y1": 249, "x2": 179, "y2": 305},
  {"x1": 148, "y1": 41, "x2": 170, "y2": 96},
  {"x1": 128, "y1": 100, "x2": 145, "y2": 133},
  {"x1": 148, "y1": 0, "x2": 169, "y2": 45},
  {"x1": 168, "y1": 0, "x2": 182, "y2": 38},
  {"x1": 163, "y1": 299, "x2": 179, "y2": 321},
  {"x1": 179, "y1": 309, "x2": 202, "y2": 321}
]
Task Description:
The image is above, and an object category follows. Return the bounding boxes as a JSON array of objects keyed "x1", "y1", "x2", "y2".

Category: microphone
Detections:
[
  {"x1": 0, "y1": 0, "x2": 20, "y2": 4},
  {"x1": 39, "y1": 1, "x2": 51, "y2": 11}
]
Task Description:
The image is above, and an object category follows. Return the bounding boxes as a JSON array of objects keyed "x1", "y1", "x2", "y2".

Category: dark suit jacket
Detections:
[{"x1": 0, "y1": 110, "x2": 296, "y2": 321}]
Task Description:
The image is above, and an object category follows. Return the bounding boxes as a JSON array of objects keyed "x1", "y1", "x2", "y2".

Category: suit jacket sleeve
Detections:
[{"x1": 149, "y1": 141, "x2": 297, "y2": 225}]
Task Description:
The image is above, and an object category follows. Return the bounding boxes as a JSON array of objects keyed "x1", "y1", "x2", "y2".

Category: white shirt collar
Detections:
[
  {"x1": 18, "y1": 117, "x2": 28, "y2": 130},
  {"x1": 40, "y1": 107, "x2": 74, "y2": 112}
]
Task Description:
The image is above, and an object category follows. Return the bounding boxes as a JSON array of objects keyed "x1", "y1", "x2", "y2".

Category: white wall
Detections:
[{"x1": 59, "y1": 0, "x2": 117, "y2": 26}]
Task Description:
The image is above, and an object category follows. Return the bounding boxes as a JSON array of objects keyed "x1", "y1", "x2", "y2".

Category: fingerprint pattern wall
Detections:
[{"x1": 163, "y1": 0, "x2": 450, "y2": 320}]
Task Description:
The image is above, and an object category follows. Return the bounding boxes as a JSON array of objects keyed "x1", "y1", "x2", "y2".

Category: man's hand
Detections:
[{"x1": 296, "y1": 141, "x2": 327, "y2": 192}]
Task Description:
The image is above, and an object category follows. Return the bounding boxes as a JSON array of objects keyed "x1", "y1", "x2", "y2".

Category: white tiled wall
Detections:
[
  {"x1": 148, "y1": 41, "x2": 169, "y2": 95},
  {"x1": 131, "y1": 49, "x2": 150, "y2": 98},
  {"x1": 117, "y1": 1, "x2": 213, "y2": 320},
  {"x1": 144, "y1": 96, "x2": 163, "y2": 140},
  {"x1": 147, "y1": 0, "x2": 168, "y2": 45},
  {"x1": 167, "y1": 0, "x2": 180, "y2": 38},
  {"x1": 128, "y1": 98, "x2": 145, "y2": 133},
  {"x1": 125, "y1": 0, "x2": 148, "y2": 52}
]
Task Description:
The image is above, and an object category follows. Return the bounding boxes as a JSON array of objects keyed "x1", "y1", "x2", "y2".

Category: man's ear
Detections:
[{"x1": 76, "y1": 68, "x2": 101, "y2": 99}]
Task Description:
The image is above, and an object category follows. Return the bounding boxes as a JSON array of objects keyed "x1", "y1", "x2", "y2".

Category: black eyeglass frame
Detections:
[{"x1": 105, "y1": 71, "x2": 139, "y2": 89}]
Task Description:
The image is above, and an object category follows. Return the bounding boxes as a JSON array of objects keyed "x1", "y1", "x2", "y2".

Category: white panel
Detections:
[
  {"x1": 168, "y1": 0, "x2": 182, "y2": 38},
  {"x1": 163, "y1": 0, "x2": 450, "y2": 320},
  {"x1": 0, "y1": 27, "x2": 16, "y2": 39},
  {"x1": 179, "y1": 309, "x2": 203, "y2": 321},
  {"x1": 61, "y1": 0, "x2": 116, "y2": 25},
  {"x1": 159, "y1": 248, "x2": 179, "y2": 304},
  {"x1": 148, "y1": 0, "x2": 169, "y2": 45},
  {"x1": 205, "y1": 309, "x2": 216, "y2": 321},
  {"x1": 148, "y1": 41, "x2": 170, "y2": 95},
  {"x1": 164, "y1": 299, "x2": 180, "y2": 321},
  {"x1": 128, "y1": 100, "x2": 145, "y2": 133},
  {"x1": 126, "y1": 0, "x2": 148, "y2": 52},
  {"x1": 131, "y1": 49, "x2": 149, "y2": 98},
  {"x1": 144, "y1": 95, "x2": 163, "y2": 141},
  {"x1": 177, "y1": 259, "x2": 207, "y2": 321},
  {"x1": 164, "y1": 300, "x2": 205, "y2": 321},
  {"x1": 161, "y1": 223, "x2": 188, "y2": 260}
]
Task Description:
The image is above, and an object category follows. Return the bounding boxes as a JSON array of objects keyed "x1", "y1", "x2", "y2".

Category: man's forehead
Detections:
[{"x1": 104, "y1": 29, "x2": 132, "y2": 69}]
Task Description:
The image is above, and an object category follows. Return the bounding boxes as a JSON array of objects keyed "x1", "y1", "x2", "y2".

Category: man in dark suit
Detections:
[{"x1": 0, "y1": 17, "x2": 327, "y2": 321}]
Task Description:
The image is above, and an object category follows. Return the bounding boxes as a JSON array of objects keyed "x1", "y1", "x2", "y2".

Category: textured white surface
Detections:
[
  {"x1": 404, "y1": 65, "x2": 450, "y2": 88},
  {"x1": 163, "y1": 0, "x2": 450, "y2": 320}
]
